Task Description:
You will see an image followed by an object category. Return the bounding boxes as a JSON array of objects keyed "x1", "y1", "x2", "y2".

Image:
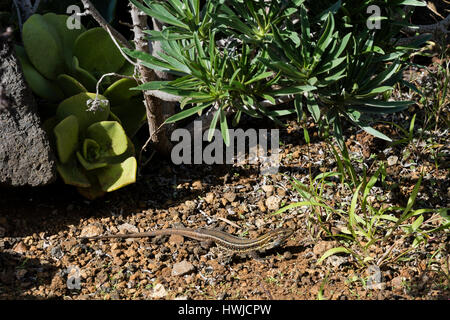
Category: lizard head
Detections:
[{"x1": 263, "y1": 228, "x2": 294, "y2": 250}]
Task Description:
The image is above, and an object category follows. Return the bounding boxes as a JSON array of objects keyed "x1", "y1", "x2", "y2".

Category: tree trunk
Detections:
[{"x1": 130, "y1": 1, "x2": 175, "y2": 157}]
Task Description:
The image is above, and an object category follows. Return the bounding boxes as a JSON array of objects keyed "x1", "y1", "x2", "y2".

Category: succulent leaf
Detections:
[
  {"x1": 22, "y1": 14, "x2": 65, "y2": 80},
  {"x1": 57, "y1": 74, "x2": 88, "y2": 97},
  {"x1": 76, "y1": 151, "x2": 108, "y2": 171},
  {"x1": 53, "y1": 115, "x2": 79, "y2": 164},
  {"x1": 97, "y1": 157, "x2": 137, "y2": 192},
  {"x1": 56, "y1": 92, "x2": 110, "y2": 132},
  {"x1": 85, "y1": 121, "x2": 128, "y2": 157},
  {"x1": 56, "y1": 161, "x2": 91, "y2": 188},
  {"x1": 73, "y1": 27, "x2": 125, "y2": 76},
  {"x1": 15, "y1": 45, "x2": 65, "y2": 101},
  {"x1": 104, "y1": 78, "x2": 146, "y2": 137},
  {"x1": 41, "y1": 13, "x2": 86, "y2": 70}
]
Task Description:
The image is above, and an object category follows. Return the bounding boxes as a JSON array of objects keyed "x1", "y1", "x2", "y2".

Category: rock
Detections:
[
  {"x1": 113, "y1": 256, "x2": 123, "y2": 266},
  {"x1": 257, "y1": 199, "x2": 267, "y2": 212},
  {"x1": 50, "y1": 274, "x2": 65, "y2": 292},
  {"x1": 15, "y1": 269, "x2": 27, "y2": 280},
  {"x1": 283, "y1": 251, "x2": 293, "y2": 260},
  {"x1": 150, "y1": 283, "x2": 168, "y2": 298},
  {"x1": 0, "y1": 29, "x2": 56, "y2": 186},
  {"x1": 192, "y1": 180, "x2": 203, "y2": 190},
  {"x1": 327, "y1": 255, "x2": 347, "y2": 267},
  {"x1": 255, "y1": 218, "x2": 265, "y2": 228},
  {"x1": 204, "y1": 192, "x2": 215, "y2": 204},
  {"x1": 172, "y1": 260, "x2": 195, "y2": 276},
  {"x1": 391, "y1": 276, "x2": 404, "y2": 289},
  {"x1": 261, "y1": 185, "x2": 274, "y2": 196},
  {"x1": 223, "y1": 192, "x2": 237, "y2": 203},
  {"x1": 387, "y1": 155, "x2": 398, "y2": 166},
  {"x1": 50, "y1": 245, "x2": 64, "y2": 260},
  {"x1": 265, "y1": 196, "x2": 281, "y2": 211},
  {"x1": 313, "y1": 241, "x2": 336, "y2": 256},
  {"x1": 80, "y1": 224, "x2": 103, "y2": 238},
  {"x1": 184, "y1": 200, "x2": 196, "y2": 211},
  {"x1": 277, "y1": 188, "x2": 286, "y2": 197},
  {"x1": 13, "y1": 241, "x2": 27, "y2": 254},
  {"x1": 61, "y1": 239, "x2": 77, "y2": 251},
  {"x1": 117, "y1": 223, "x2": 138, "y2": 234}
]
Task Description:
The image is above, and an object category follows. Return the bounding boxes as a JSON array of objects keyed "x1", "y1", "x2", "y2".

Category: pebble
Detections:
[
  {"x1": 192, "y1": 180, "x2": 203, "y2": 190},
  {"x1": 113, "y1": 256, "x2": 124, "y2": 266},
  {"x1": 223, "y1": 192, "x2": 237, "y2": 203},
  {"x1": 313, "y1": 241, "x2": 337, "y2": 256},
  {"x1": 184, "y1": 200, "x2": 196, "y2": 211},
  {"x1": 118, "y1": 223, "x2": 139, "y2": 234},
  {"x1": 387, "y1": 155, "x2": 398, "y2": 166},
  {"x1": 255, "y1": 218, "x2": 265, "y2": 228},
  {"x1": 204, "y1": 192, "x2": 215, "y2": 204},
  {"x1": 283, "y1": 251, "x2": 293, "y2": 260},
  {"x1": 265, "y1": 196, "x2": 281, "y2": 211},
  {"x1": 50, "y1": 245, "x2": 64, "y2": 260},
  {"x1": 327, "y1": 255, "x2": 347, "y2": 268},
  {"x1": 391, "y1": 276, "x2": 404, "y2": 289},
  {"x1": 80, "y1": 224, "x2": 103, "y2": 238},
  {"x1": 172, "y1": 260, "x2": 195, "y2": 276},
  {"x1": 13, "y1": 241, "x2": 27, "y2": 254},
  {"x1": 257, "y1": 200, "x2": 267, "y2": 212},
  {"x1": 15, "y1": 269, "x2": 27, "y2": 280},
  {"x1": 261, "y1": 185, "x2": 274, "y2": 196}
]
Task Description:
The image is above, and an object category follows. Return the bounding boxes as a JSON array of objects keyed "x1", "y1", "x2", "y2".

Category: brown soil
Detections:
[
  {"x1": 0, "y1": 109, "x2": 448, "y2": 300},
  {"x1": 0, "y1": 3, "x2": 449, "y2": 300}
]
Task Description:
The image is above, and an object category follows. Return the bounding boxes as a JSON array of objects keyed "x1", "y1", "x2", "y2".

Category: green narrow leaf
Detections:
[
  {"x1": 244, "y1": 71, "x2": 273, "y2": 85},
  {"x1": 294, "y1": 95, "x2": 303, "y2": 122},
  {"x1": 397, "y1": 0, "x2": 426, "y2": 6},
  {"x1": 123, "y1": 47, "x2": 174, "y2": 72},
  {"x1": 313, "y1": 13, "x2": 335, "y2": 61},
  {"x1": 193, "y1": 32, "x2": 207, "y2": 69},
  {"x1": 402, "y1": 174, "x2": 423, "y2": 219},
  {"x1": 349, "y1": 182, "x2": 363, "y2": 235},
  {"x1": 207, "y1": 108, "x2": 220, "y2": 141},
  {"x1": 219, "y1": 108, "x2": 230, "y2": 146},
  {"x1": 317, "y1": 247, "x2": 351, "y2": 264},
  {"x1": 130, "y1": 0, "x2": 189, "y2": 28},
  {"x1": 271, "y1": 85, "x2": 316, "y2": 95},
  {"x1": 165, "y1": 102, "x2": 213, "y2": 123},
  {"x1": 411, "y1": 215, "x2": 424, "y2": 232},
  {"x1": 359, "y1": 125, "x2": 392, "y2": 142},
  {"x1": 306, "y1": 94, "x2": 320, "y2": 122},
  {"x1": 355, "y1": 86, "x2": 393, "y2": 99}
]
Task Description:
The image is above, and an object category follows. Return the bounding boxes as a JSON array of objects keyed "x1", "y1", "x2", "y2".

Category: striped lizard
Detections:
[{"x1": 80, "y1": 227, "x2": 294, "y2": 259}]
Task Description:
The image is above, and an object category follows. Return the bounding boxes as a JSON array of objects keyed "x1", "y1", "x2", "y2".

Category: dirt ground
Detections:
[
  {"x1": 0, "y1": 2, "x2": 449, "y2": 300},
  {"x1": 0, "y1": 108, "x2": 448, "y2": 300}
]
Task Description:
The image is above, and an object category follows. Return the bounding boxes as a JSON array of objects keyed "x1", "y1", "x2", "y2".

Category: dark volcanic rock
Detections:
[{"x1": 0, "y1": 30, "x2": 57, "y2": 186}]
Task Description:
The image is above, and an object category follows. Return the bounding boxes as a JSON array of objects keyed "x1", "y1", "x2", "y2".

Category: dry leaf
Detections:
[{"x1": 427, "y1": 1, "x2": 445, "y2": 19}]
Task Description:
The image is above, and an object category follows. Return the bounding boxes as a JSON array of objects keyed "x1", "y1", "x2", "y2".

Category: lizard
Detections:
[{"x1": 79, "y1": 227, "x2": 294, "y2": 259}]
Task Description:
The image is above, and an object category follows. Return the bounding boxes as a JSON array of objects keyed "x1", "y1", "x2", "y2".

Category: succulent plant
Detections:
[
  {"x1": 48, "y1": 92, "x2": 137, "y2": 199},
  {"x1": 15, "y1": 13, "x2": 146, "y2": 138}
]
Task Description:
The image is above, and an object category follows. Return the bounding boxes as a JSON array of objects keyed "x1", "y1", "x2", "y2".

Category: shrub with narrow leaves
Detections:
[{"x1": 127, "y1": 0, "x2": 429, "y2": 148}]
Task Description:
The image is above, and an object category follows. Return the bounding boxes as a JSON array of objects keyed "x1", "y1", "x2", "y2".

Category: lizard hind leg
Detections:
[{"x1": 212, "y1": 247, "x2": 234, "y2": 265}]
